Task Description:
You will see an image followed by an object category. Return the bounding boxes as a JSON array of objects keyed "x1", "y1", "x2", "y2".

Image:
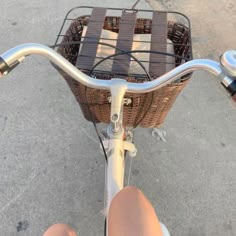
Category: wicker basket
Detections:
[{"x1": 55, "y1": 8, "x2": 192, "y2": 128}]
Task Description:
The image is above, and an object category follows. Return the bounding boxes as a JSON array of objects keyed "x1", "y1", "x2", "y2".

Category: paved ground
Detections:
[{"x1": 0, "y1": 0, "x2": 235, "y2": 235}]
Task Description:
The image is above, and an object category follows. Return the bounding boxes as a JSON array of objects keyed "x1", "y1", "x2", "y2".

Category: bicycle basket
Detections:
[{"x1": 53, "y1": 7, "x2": 192, "y2": 128}]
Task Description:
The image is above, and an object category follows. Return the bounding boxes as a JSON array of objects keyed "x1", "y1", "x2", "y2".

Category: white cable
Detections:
[{"x1": 127, "y1": 155, "x2": 134, "y2": 186}]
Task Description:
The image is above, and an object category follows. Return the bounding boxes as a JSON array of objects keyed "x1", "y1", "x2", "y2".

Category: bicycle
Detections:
[{"x1": 1, "y1": 4, "x2": 236, "y2": 236}]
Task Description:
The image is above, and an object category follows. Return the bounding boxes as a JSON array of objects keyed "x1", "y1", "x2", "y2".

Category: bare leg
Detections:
[
  {"x1": 108, "y1": 186, "x2": 163, "y2": 236},
  {"x1": 43, "y1": 224, "x2": 77, "y2": 236}
]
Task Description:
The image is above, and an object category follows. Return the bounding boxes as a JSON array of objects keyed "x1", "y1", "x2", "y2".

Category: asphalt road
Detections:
[{"x1": 0, "y1": 0, "x2": 235, "y2": 235}]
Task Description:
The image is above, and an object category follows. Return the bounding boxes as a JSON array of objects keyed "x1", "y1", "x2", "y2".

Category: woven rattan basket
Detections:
[{"x1": 54, "y1": 7, "x2": 192, "y2": 128}]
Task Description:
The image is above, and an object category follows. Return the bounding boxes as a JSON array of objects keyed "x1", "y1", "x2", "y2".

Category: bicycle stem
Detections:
[{"x1": 110, "y1": 79, "x2": 127, "y2": 133}]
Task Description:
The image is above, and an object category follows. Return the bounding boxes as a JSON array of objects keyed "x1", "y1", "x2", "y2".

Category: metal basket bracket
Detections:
[{"x1": 107, "y1": 96, "x2": 132, "y2": 105}]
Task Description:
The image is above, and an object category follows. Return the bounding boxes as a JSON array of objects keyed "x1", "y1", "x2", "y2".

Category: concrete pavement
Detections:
[{"x1": 0, "y1": 0, "x2": 235, "y2": 235}]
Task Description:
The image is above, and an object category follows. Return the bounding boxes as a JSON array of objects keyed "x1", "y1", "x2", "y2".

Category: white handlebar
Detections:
[{"x1": 0, "y1": 43, "x2": 236, "y2": 95}]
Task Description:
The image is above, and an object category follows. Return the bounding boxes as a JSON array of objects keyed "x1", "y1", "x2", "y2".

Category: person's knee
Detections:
[{"x1": 43, "y1": 223, "x2": 77, "y2": 236}]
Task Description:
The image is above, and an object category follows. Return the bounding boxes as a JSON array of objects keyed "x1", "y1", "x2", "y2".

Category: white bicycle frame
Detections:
[
  {"x1": 102, "y1": 79, "x2": 138, "y2": 209},
  {"x1": 1, "y1": 43, "x2": 236, "y2": 236}
]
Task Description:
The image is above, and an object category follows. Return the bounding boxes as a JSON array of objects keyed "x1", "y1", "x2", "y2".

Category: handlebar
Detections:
[{"x1": 0, "y1": 43, "x2": 236, "y2": 96}]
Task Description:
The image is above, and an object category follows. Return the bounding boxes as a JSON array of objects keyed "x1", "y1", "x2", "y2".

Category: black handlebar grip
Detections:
[
  {"x1": 232, "y1": 93, "x2": 236, "y2": 102},
  {"x1": 0, "y1": 57, "x2": 20, "y2": 76},
  {"x1": 221, "y1": 76, "x2": 236, "y2": 102},
  {"x1": 0, "y1": 57, "x2": 10, "y2": 74},
  {"x1": 227, "y1": 80, "x2": 236, "y2": 96}
]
